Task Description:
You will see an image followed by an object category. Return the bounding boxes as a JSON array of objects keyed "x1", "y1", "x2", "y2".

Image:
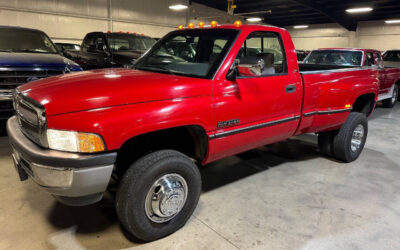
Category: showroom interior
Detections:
[{"x1": 1, "y1": 0, "x2": 400, "y2": 249}]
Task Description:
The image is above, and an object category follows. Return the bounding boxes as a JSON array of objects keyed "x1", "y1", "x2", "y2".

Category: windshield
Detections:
[
  {"x1": 0, "y1": 28, "x2": 57, "y2": 53},
  {"x1": 57, "y1": 43, "x2": 80, "y2": 51},
  {"x1": 304, "y1": 50, "x2": 363, "y2": 66},
  {"x1": 383, "y1": 51, "x2": 400, "y2": 62},
  {"x1": 108, "y1": 34, "x2": 156, "y2": 52},
  {"x1": 134, "y1": 29, "x2": 239, "y2": 78}
]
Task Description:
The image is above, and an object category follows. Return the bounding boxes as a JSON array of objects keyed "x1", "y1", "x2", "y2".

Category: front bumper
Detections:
[{"x1": 7, "y1": 116, "x2": 117, "y2": 206}]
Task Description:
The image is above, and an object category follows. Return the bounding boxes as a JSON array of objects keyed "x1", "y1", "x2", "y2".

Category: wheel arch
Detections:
[
  {"x1": 114, "y1": 125, "x2": 209, "y2": 175},
  {"x1": 352, "y1": 93, "x2": 376, "y2": 116}
]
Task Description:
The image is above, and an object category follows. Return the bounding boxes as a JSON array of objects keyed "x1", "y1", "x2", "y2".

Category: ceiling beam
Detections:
[{"x1": 289, "y1": 0, "x2": 358, "y2": 31}]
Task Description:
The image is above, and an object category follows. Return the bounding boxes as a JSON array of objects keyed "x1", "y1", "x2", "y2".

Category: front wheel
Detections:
[
  {"x1": 333, "y1": 112, "x2": 368, "y2": 162},
  {"x1": 382, "y1": 85, "x2": 398, "y2": 108},
  {"x1": 116, "y1": 150, "x2": 201, "y2": 242}
]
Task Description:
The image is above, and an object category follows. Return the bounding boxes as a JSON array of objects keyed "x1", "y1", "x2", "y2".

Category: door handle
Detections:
[{"x1": 286, "y1": 84, "x2": 296, "y2": 93}]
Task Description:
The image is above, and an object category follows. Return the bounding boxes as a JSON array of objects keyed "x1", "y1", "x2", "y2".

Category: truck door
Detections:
[
  {"x1": 87, "y1": 33, "x2": 109, "y2": 69},
  {"x1": 211, "y1": 31, "x2": 303, "y2": 161},
  {"x1": 375, "y1": 52, "x2": 390, "y2": 94}
]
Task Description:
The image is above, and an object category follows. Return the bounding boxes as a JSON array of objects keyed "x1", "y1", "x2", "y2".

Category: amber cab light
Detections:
[
  {"x1": 210, "y1": 20, "x2": 218, "y2": 28},
  {"x1": 234, "y1": 20, "x2": 242, "y2": 27},
  {"x1": 188, "y1": 23, "x2": 195, "y2": 29},
  {"x1": 198, "y1": 21, "x2": 205, "y2": 28},
  {"x1": 178, "y1": 25, "x2": 184, "y2": 30}
]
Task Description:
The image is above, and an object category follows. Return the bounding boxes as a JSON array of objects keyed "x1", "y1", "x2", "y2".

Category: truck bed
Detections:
[{"x1": 299, "y1": 63, "x2": 359, "y2": 72}]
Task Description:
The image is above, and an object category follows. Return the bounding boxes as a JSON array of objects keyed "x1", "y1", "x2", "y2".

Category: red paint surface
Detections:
[{"x1": 19, "y1": 25, "x2": 380, "y2": 165}]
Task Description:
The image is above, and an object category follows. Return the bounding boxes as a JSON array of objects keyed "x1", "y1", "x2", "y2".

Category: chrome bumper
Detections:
[{"x1": 7, "y1": 116, "x2": 117, "y2": 206}]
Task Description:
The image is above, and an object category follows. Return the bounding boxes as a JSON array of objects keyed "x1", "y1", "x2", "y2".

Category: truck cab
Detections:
[{"x1": 67, "y1": 32, "x2": 156, "y2": 70}]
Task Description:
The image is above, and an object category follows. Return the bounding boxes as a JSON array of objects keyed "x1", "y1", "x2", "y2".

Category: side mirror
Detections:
[{"x1": 226, "y1": 68, "x2": 237, "y2": 81}]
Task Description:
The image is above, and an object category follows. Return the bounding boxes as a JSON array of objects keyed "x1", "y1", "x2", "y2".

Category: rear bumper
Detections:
[{"x1": 7, "y1": 116, "x2": 117, "y2": 206}]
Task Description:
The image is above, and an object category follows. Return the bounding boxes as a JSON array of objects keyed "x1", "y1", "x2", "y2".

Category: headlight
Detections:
[{"x1": 47, "y1": 129, "x2": 106, "y2": 153}]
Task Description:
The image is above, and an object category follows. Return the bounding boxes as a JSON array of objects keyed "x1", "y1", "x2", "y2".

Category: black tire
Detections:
[
  {"x1": 318, "y1": 131, "x2": 337, "y2": 157},
  {"x1": 116, "y1": 150, "x2": 201, "y2": 242},
  {"x1": 333, "y1": 112, "x2": 368, "y2": 163},
  {"x1": 382, "y1": 85, "x2": 398, "y2": 108}
]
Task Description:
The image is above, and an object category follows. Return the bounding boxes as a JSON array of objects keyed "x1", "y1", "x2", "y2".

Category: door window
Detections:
[
  {"x1": 235, "y1": 32, "x2": 287, "y2": 77},
  {"x1": 365, "y1": 52, "x2": 375, "y2": 66}
]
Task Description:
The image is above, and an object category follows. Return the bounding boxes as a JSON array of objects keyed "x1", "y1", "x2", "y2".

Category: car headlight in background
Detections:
[{"x1": 47, "y1": 129, "x2": 106, "y2": 153}]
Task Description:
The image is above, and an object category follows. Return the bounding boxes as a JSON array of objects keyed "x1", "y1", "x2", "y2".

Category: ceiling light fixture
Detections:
[
  {"x1": 345, "y1": 7, "x2": 373, "y2": 14},
  {"x1": 293, "y1": 25, "x2": 309, "y2": 29},
  {"x1": 246, "y1": 17, "x2": 262, "y2": 22},
  {"x1": 385, "y1": 19, "x2": 400, "y2": 24},
  {"x1": 169, "y1": 4, "x2": 188, "y2": 11}
]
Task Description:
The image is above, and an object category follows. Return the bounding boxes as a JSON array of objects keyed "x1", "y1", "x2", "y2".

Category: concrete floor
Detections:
[{"x1": 1, "y1": 104, "x2": 400, "y2": 250}]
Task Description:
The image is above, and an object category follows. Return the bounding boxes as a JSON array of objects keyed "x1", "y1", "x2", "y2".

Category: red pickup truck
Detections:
[
  {"x1": 8, "y1": 24, "x2": 379, "y2": 241},
  {"x1": 304, "y1": 48, "x2": 400, "y2": 108}
]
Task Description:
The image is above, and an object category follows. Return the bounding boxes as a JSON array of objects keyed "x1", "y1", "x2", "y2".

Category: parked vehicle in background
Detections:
[
  {"x1": 296, "y1": 50, "x2": 309, "y2": 62},
  {"x1": 8, "y1": 24, "x2": 379, "y2": 242},
  {"x1": 55, "y1": 43, "x2": 81, "y2": 58},
  {"x1": 383, "y1": 50, "x2": 400, "y2": 68},
  {"x1": 303, "y1": 48, "x2": 400, "y2": 108},
  {"x1": 0, "y1": 26, "x2": 82, "y2": 120},
  {"x1": 66, "y1": 32, "x2": 156, "y2": 70}
]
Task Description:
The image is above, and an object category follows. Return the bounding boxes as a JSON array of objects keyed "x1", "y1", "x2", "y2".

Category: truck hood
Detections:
[
  {"x1": 0, "y1": 52, "x2": 80, "y2": 69},
  {"x1": 19, "y1": 68, "x2": 211, "y2": 116}
]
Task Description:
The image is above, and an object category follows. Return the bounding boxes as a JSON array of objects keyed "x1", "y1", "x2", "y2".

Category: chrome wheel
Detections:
[
  {"x1": 145, "y1": 173, "x2": 188, "y2": 223},
  {"x1": 350, "y1": 124, "x2": 364, "y2": 152},
  {"x1": 392, "y1": 87, "x2": 398, "y2": 104}
]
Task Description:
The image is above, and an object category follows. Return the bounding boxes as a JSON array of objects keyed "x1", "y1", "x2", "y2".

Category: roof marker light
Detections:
[
  {"x1": 188, "y1": 22, "x2": 195, "y2": 29},
  {"x1": 198, "y1": 21, "x2": 205, "y2": 28},
  {"x1": 211, "y1": 20, "x2": 218, "y2": 28},
  {"x1": 178, "y1": 25, "x2": 184, "y2": 30},
  {"x1": 234, "y1": 20, "x2": 242, "y2": 27}
]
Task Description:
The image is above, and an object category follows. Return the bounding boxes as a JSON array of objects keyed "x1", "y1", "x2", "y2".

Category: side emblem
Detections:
[{"x1": 217, "y1": 119, "x2": 240, "y2": 128}]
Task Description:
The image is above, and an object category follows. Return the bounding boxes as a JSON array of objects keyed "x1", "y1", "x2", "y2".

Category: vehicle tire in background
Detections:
[
  {"x1": 333, "y1": 112, "x2": 368, "y2": 163},
  {"x1": 382, "y1": 85, "x2": 398, "y2": 108},
  {"x1": 318, "y1": 131, "x2": 337, "y2": 157},
  {"x1": 116, "y1": 150, "x2": 201, "y2": 242}
]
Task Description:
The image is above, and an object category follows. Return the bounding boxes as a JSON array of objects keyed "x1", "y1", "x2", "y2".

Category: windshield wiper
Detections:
[{"x1": 135, "y1": 65, "x2": 177, "y2": 75}]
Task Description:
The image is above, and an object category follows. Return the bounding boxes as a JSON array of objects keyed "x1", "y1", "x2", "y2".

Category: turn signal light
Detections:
[
  {"x1": 198, "y1": 21, "x2": 205, "y2": 28},
  {"x1": 188, "y1": 22, "x2": 195, "y2": 29},
  {"x1": 178, "y1": 25, "x2": 184, "y2": 30},
  {"x1": 345, "y1": 104, "x2": 352, "y2": 108},
  {"x1": 234, "y1": 20, "x2": 242, "y2": 27},
  {"x1": 211, "y1": 20, "x2": 218, "y2": 28}
]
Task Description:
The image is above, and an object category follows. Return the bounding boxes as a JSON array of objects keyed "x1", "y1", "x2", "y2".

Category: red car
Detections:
[
  {"x1": 8, "y1": 24, "x2": 379, "y2": 241},
  {"x1": 304, "y1": 48, "x2": 400, "y2": 108}
]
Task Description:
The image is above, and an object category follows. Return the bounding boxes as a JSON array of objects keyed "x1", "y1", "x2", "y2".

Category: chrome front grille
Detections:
[
  {"x1": 0, "y1": 69, "x2": 64, "y2": 101},
  {"x1": 14, "y1": 91, "x2": 48, "y2": 147},
  {"x1": 0, "y1": 69, "x2": 64, "y2": 89}
]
